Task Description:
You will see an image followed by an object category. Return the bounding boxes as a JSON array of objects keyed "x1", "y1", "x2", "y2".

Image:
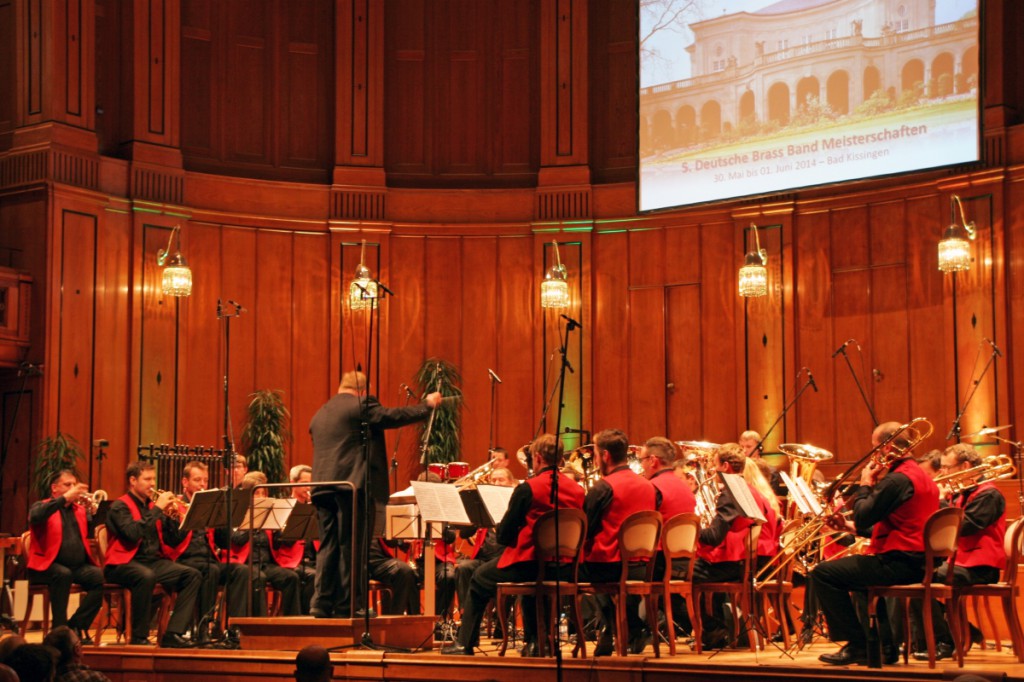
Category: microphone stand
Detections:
[
  {"x1": 391, "y1": 387, "x2": 415, "y2": 492},
  {"x1": 755, "y1": 373, "x2": 816, "y2": 454},
  {"x1": 217, "y1": 299, "x2": 244, "y2": 636},
  {"x1": 488, "y1": 372, "x2": 499, "y2": 451},
  {"x1": 946, "y1": 347, "x2": 1000, "y2": 442},
  {"x1": 832, "y1": 343, "x2": 878, "y2": 427}
]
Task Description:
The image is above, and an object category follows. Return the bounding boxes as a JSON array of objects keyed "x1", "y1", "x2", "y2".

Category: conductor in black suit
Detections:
[{"x1": 309, "y1": 369, "x2": 442, "y2": 618}]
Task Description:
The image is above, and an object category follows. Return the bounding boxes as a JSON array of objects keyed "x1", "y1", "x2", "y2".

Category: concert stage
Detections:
[{"x1": 77, "y1": 619, "x2": 1021, "y2": 682}]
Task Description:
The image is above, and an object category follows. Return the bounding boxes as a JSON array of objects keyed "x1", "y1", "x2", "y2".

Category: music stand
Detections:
[
  {"x1": 180, "y1": 489, "x2": 225, "y2": 533},
  {"x1": 278, "y1": 503, "x2": 318, "y2": 543}
]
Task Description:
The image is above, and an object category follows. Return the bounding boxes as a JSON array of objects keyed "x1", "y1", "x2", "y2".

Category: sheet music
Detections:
[
  {"x1": 779, "y1": 471, "x2": 812, "y2": 515},
  {"x1": 411, "y1": 481, "x2": 471, "y2": 525},
  {"x1": 792, "y1": 475, "x2": 824, "y2": 515},
  {"x1": 720, "y1": 473, "x2": 767, "y2": 524},
  {"x1": 238, "y1": 498, "x2": 295, "y2": 530},
  {"x1": 476, "y1": 484, "x2": 514, "y2": 524}
]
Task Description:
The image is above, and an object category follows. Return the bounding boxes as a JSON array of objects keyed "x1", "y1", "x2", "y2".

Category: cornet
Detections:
[
  {"x1": 150, "y1": 489, "x2": 189, "y2": 521},
  {"x1": 73, "y1": 489, "x2": 107, "y2": 514}
]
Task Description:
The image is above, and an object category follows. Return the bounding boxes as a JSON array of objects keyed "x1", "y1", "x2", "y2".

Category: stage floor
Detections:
[{"x1": 74, "y1": 627, "x2": 1021, "y2": 682}]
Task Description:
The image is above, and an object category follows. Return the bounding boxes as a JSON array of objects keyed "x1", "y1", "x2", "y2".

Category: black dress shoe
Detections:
[
  {"x1": 701, "y1": 627, "x2": 730, "y2": 651},
  {"x1": 520, "y1": 641, "x2": 540, "y2": 657},
  {"x1": 74, "y1": 628, "x2": 94, "y2": 646},
  {"x1": 968, "y1": 623, "x2": 984, "y2": 651},
  {"x1": 628, "y1": 630, "x2": 652, "y2": 654},
  {"x1": 883, "y1": 644, "x2": 899, "y2": 665},
  {"x1": 819, "y1": 644, "x2": 868, "y2": 666},
  {"x1": 912, "y1": 641, "x2": 953, "y2": 661},
  {"x1": 309, "y1": 608, "x2": 332, "y2": 619},
  {"x1": 440, "y1": 642, "x2": 474, "y2": 656},
  {"x1": 159, "y1": 633, "x2": 194, "y2": 649},
  {"x1": 354, "y1": 608, "x2": 377, "y2": 619},
  {"x1": 128, "y1": 637, "x2": 152, "y2": 646},
  {"x1": 593, "y1": 628, "x2": 615, "y2": 657}
]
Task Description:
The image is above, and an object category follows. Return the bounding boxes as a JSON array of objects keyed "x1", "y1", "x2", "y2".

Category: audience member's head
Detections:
[
  {"x1": 0, "y1": 634, "x2": 25, "y2": 664},
  {"x1": 0, "y1": 663, "x2": 18, "y2": 682},
  {"x1": 42, "y1": 626, "x2": 80, "y2": 669},
  {"x1": 294, "y1": 644, "x2": 332, "y2": 682},
  {"x1": 6, "y1": 644, "x2": 56, "y2": 682}
]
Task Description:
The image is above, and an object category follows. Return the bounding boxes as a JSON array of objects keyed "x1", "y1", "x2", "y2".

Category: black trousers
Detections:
[
  {"x1": 652, "y1": 555, "x2": 692, "y2": 634},
  {"x1": 456, "y1": 558, "x2": 543, "y2": 649},
  {"x1": 369, "y1": 554, "x2": 419, "y2": 615},
  {"x1": 104, "y1": 559, "x2": 201, "y2": 641},
  {"x1": 179, "y1": 556, "x2": 250, "y2": 620},
  {"x1": 908, "y1": 562, "x2": 999, "y2": 647},
  {"x1": 810, "y1": 552, "x2": 925, "y2": 647},
  {"x1": 28, "y1": 562, "x2": 104, "y2": 631},
  {"x1": 691, "y1": 558, "x2": 743, "y2": 635},
  {"x1": 251, "y1": 563, "x2": 302, "y2": 616},
  {"x1": 580, "y1": 561, "x2": 648, "y2": 642},
  {"x1": 312, "y1": 489, "x2": 371, "y2": 616},
  {"x1": 419, "y1": 559, "x2": 457, "y2": 617},
  {"x1": 455, "y1": 558, "x2": 483, "y2": 614}
]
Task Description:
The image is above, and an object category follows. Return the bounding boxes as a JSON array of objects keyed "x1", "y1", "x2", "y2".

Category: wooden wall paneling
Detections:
[
  {"x1": 225, "y1": 1, "x2": 270, "y2": 165},
  {"x1": 592, "y1": 230, "x2": 628, "y2": 432},
  {"x1": 383, "y1": 0, "x2": 428, "y2": 176},
  {"x1": 335, "y1": 0, "x2": 384, "y2": 167},
  {"x1": 138, "y1": 223, "x2": 180, "y2": 447},
  {"x1": 220, "y1": 226, "x2": 257, "y2": 453},
  {"x1": 0, "y1": 0, "x2": 14, "y2": 135},
  {"x1": 743, "y1": 223, "x2": 786, "y2": 451},
  {"x1": 175, "y1": 222, "x2": 223, "y2": 450},
  {"x1": 290, "y1": 232, "x2": 331, "y2": 467},
  {"x1": 93, "y1": 0, "x2": 123, "y2": 156},
  {"x1": 494, "y1": 235, "x2": 533, "y2": 468},
  {"x1": 437, "y1": 2, "x2": 486, "y2": 176},
  {"x1": 665, "y1": 284, "x2": 701, "y2": 440},
  {"x1": 0, "y1": 381, "x2": 34, "y2": 531},
  {"x1": 494, "y1": 0, "x2": 534, "y2": 177},
  {"x1": 1006, "y1": 177, "x2": 1024, "y2": 446},
  {"x1": 700, "y1": 220, "x2": 739, "y2": 443},
  {"x1": 280, "y1": 0, "x2": 331, "y2": 170},
  {"x1": 180, "y1": 0, "x2": 216, "y2": 156},
  {"x1": 458, "y1": 236, "x2": 497, "y2": 465},
  {"x1": 254, "y1": 230, "x2": 294, "y2": 395},
  {"x1": 831, "y1": 268, "x2": 874, "y2": 459},
  {"x1": 56, "y1": 209, "x2": 96, "y2": 452},
  {"x1": 587, "y1": 0, "x2": 636, "y2": 183},
  {"x1": 869, "y1": 264, "x2": 911, "y2": 425},
  {"x1": 903, "y1": 194, "x2": 947, "y2": 453},
  {"x1": 792, "y1": 210, "x2": 833, "y2": 452},
  {"x1": 540, "y1": 239, "x2": 584, "y2": 440},
  {"x1": 424, "y1": 237, "x2": 462, "y2": 364},
  {"x1": 627, "y1": 285, "x2": 664, "y2": 441},
  {"x1": 539, "y1": 0, "x2": 587, "y2": 165},
  {"x1": 386, "y1": 234, "x2": 426, "y2": 489},
  {"x1": 90, "y1": 207, "x2": 132, "y2": 490},
  {"x1": 337, "y1": 239, "x2": 379, "y2": 387},
  {"x1": 950, "y1": 193, "x2": 1001, "y2": 440}
]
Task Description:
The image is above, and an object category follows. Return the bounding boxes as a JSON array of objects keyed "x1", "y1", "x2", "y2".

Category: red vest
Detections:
[
  {"x1": 956, "y1": 482, "x2": 1006, "y2": 570},
  {"x1": 584, "y1": 467, "x2": 657, "y2": 564},
  {"x1": 464, "y1": 528, "x2": 489, "y2": 560},
  {"x1": 755, "y1": 491, "x2": 780, "y2": 558},
  {"x1": 697, "y1": 481, "x2": 756, "y2": 563},
  {"x1": 27, "y1": 499, "x2": 97, "y2": 570},
  {"x1": 651, "y1": 469, "x2": 697, "y2": 520},
  {"x1": 870, "y1": 458, "x2": 939, "y2": 554},
  {"x1": 498, "y1": 468, "x2": 585, "y2": 568},
  {"x1": 228, "y1": 531, "x2": 306, "y2": 568},
  {"x1": 104, "y1": 494, "x2": 148, "y2": 566}
]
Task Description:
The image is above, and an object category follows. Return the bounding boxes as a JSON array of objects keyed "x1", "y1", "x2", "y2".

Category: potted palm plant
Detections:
[
  {"x1": 415, "y1": 358, "x2": 463, "y2": 464},
  {"x1": 241, "y1": 389, "x2": 291, "y2": 494},
  {"x1": 32, "y1": 432, "x2": 85, "y2": 500}
]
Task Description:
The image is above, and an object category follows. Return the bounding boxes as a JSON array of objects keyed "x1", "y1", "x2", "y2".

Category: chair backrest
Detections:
[
  {"x1": 1002, "y1": 517, "x2": 1024, "y2": 587},
  {"x1": 618, "y1": 510, "x2": 662, "y2": 580},
  {"x1": 923, "y1": 506, "x2": 964, "y2": 586},
  {"x1": 661, "y1": 512, "x2": 700, "y2": 582},
  {"x1": 534, "y1": 508, "x2": 587, "y2": 580},
  {"x1": 94, "y1": 525, "x2": 109, "y2": 562},
  {"x1": 739, "y1": 524, "x2": 762, "y2": 584},
  {"x1": 20, "y1": 530, "x2": 30, "y2": 559}
]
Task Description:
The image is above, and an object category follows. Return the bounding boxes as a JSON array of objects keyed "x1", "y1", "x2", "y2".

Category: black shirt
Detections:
[
  {"x1": 956, "y1": 484, "x2": 1005, "y2": 537},
  {"x1": 28, "y1": 496, "x2": 89, "y2": 567},
  {"x1": 106, "y1": 492, "x2": 166, "y2": 563}
]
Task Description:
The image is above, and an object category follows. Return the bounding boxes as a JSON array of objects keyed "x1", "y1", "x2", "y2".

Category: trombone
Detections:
[
  {"x1": 933, "y1": 453, "x2": 1016, "y2": 494},
  {"x1": 755, "y1": 417, "x2": 933, "y2": 587}
]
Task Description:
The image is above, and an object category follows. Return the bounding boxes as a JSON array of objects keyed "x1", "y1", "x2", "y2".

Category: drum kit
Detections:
[{"x1": 427, "y1": 461, "x2": 471, "y2": 482}]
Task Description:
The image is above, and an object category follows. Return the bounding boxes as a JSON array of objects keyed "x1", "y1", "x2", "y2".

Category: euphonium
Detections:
[
  {"x1": 453, "y1": 460, "x2": 496, "y2": 487},
  {"x1": 934, "y1": 453, "x2": 1017, "y2": 495}
]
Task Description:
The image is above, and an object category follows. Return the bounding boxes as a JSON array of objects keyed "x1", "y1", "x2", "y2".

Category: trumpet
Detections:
[
  {"x1": 73, "y1": 489, "x2": 107, "y2": 514},
  {"x1": 150, "y1": 489, "x2": 189, "y2": 521},
  {"x1": 934, "y1": 453, "x2": 1017, "y2": 495}
]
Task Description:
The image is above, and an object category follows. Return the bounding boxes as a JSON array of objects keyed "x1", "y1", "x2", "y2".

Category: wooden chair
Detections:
[
  {"x1": 951, "y1": 517, "x2": 1024, "y2": 665},
  {"x1": 94, "y1": 525, "x2": 175, "y2": 645},
  {"x1": 495, "y1": 508, "x2": 588, "y2": 657},
  {"x1": 17, "y1": 531, "x2": 85, "y2": 637},
  {"x1": 578, "y1": 510, "x2": 663, "y2": 657},
  {"x1": 753, "y1": 518, "x2": 802, "y2": 649},
  {"x1": 648, "y1": 512, "x2": 700, "y2": 656},
  {"x1": 691, "y1": 524, "x2": 761, "y2": 654},
  {"x1": 866, "y1": 506, "x2": 964, "y2": 669}
]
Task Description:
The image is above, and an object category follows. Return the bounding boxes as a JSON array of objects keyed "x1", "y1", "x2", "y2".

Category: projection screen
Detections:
[{"x1": 638, "y1": 0, "x2": 980, "y2": 212}]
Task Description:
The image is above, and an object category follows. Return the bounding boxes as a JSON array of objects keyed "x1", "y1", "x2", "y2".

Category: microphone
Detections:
[
  {"x1": 872, "y1": 368, "x2": 884, "y2": 382},
  {"x1": 375, "y1": 280, "x2": 396, "y2": 297},
  {"x1": 831, "y1": 338, "x2": 856, "y2": 358},
  {"x1": 560, "y1": 314, "x2": 582, "y2": 330},
  {"x1": 983, "y1": 337, "x2": 1003, "y2": 357},
  {"x1": 93, "y1": 439, "x2": 109, "y2": 448},
  {"x1": 228, "y1": 300, "x2": 247, "y2": 313},
  {"x1": 17, "y1": 361, "x2": 42, "y2": 377},
  {"x1": 804, "y1": 367, "x2": 819, "y2": 392},
  {"x1": 400, "y1": 383, "x2": 416, "y2": 399},
  {"x1": 488, "y1": 368, "x2": 503, "y2": 384}
]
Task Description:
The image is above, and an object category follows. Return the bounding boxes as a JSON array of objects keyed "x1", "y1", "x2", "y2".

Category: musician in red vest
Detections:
[
  {"x1": 811, "y1": 421, "x2": 940, "y2": 666},
  {"x1": 442, "y1": 434, "x2": 585, "y2": 656},
  {"x1": 690, "y1": 443, "x2": 768, "y2": 649},
  {"x1": 27, "y1": 470, "x2": 104, "y2": 643},
  {"x1": 909, "y1": 443, "x2": 1002, "y2": 660},
  {"x1": 580, "y1": 429, "x2": 658, "y2": 656},
  {"x1": 454, "y1": 465, "x2": 516, "y2": 613},
  {"x1": 159, "y1": 460, "x2": 250, "y2": 631},
  {"x1": 638, "y1": 437, "x2": 697, "y2": 639},
  {"x1": 103, "y1": 461, "x2": 201, "y2": 647}
]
